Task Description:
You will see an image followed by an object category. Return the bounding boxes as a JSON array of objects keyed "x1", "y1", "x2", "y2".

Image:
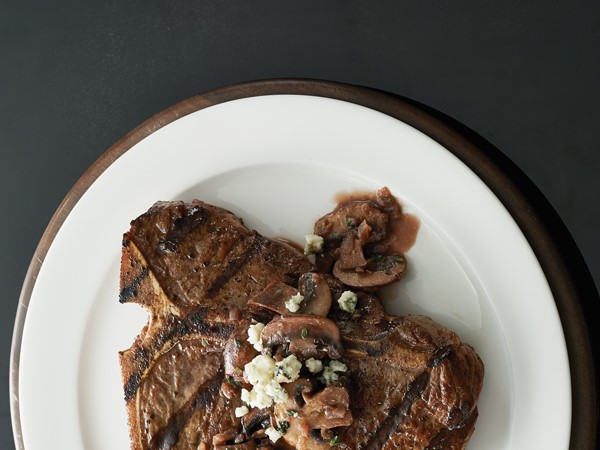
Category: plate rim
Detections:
[{"x1": 10, "y1": 77, "x2": 598, "y2": 449}]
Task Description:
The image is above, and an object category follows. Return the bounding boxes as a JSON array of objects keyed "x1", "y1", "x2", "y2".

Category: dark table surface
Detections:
[{"x1": 2, "y1": 2, "x2": 599, "y2": 449}]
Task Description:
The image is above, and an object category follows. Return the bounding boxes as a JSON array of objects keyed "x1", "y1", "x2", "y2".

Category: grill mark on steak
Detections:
[
  {"x1": 428, "y1": 345, "x2": 452, "y2": 367},
  {"x1": 173, "y1": 308, "x2": 235, "y2": 339},
  {"x1": 151, "y1": 368, "x2": 223, "y2": 449},
  {"x1": 122, "y1": 311, "x2": 235, "y2": 402},
  {"x1": 157, "y1": 205, "x2": 206, "y2": 253},
  {"x1": 124, "y1": 371, "x2": 142, "y2": 403},
  {"x1": 120, "y1": 267, "x2": 149, "y2": 303},
  {"x1": 205, "y1": 232, "x2": 260, "y2": 298},
  {"x1": 364, "y1": 370, "x2": 429, "y2": 449}
]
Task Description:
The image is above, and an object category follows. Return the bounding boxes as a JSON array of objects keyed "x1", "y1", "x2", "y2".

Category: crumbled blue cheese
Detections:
[
  {"x1": 241, "y1": 354, "x2": 279, "y2": 409},
  {"x1": 241, "y1": 386, "x2": 273, "y2": 409},
  {"x1": 245, "y1": 354, "x2": 276, "y2": 385},
  {"x1": 328, "y1": 360, "x2": 348, "y2": 373},
  {"x1": 319, "y1": 360, "x2": 348, "y2": 386},
  {"x1": 247, "y1": 322, "x2": 265, "y2": 351},
  {"x1": 338, "y1": 290, "x2": 358, "y2": 313},
  {"x1": 235, "y1": 405, "x2": 249, "y2": 417},
  {"x1": 265, "y1": 379, "x2": 289, "y2": 404},
  {"x1": 275, "y1": 355, "x2": 302, "y2": 383},
  {"x1": 304, "y1": 234, "x2": 324, "y2": 255},
  {"x1": 285, "y1": 293, "x2": 304, "y2": 313},
  {"x1": 265, "y1": 426, "x2": 283, "y2": 443},
  {"x1": 305, "y1": 357, "x2": 323, "y2": 373},
  {"x1": 320, "y1": 366, "x2": 339, "y2": 385},
  {"x1": 242, "y1": 354, "x2": 296, "y2": 410}
]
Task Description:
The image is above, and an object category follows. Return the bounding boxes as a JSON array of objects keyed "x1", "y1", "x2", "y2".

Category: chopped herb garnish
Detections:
[
  {"x1": 226, "y1": 377, "x2": 240, "y2": 389},
  {"x1": 385, "y1": 269, "x2": 393, "y2": 275},
  {"x1": 330, "y1": 436, "x2": 341, "y2": 446},
  {"x1": 372, "y1": 254, "x2": 384, "y2": 262},
  {"x1": 286, "y1": 409, "x2": 298, "y2": 417},
  {"x1": 301, "y1": 328, "x2": 309, "y2": 339},
  {"x1": 277, "y1": 420, "x2": 290, "y2": 434},
  {"x1": 201, "y1": 338, "x2": 208, "y2": 346},
  {"x1": 234, "y1": 338, "x2": 241, "y2": 348},
  {"x1": 392, "y1": 255, "x2": 404, "y2": 263}
]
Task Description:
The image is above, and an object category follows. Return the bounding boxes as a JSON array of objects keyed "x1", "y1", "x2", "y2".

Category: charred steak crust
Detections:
[{"x1": 119, "y1": 199, "x2": 484, "y2": 450}]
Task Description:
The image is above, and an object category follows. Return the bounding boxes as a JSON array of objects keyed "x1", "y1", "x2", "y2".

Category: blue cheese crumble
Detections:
[
  {"x1": 285, "y1": 292, "x2": 304, "y2": 313},
  {"x1": 275, "y1": 354, "x2": 302, "y2": 383},
  {"x1": 304, "y1": 234, "x2": 324, "y2": 255},
  {"x1": 319, "y1": 360, "x2": 348, "y2": 385},
  {"x1": 247, "y1": 322, "x2": 265, "y2": 351},
  {"x1": 305, "y1": 357, "x2": 324, "y2": 373},
  {"x1": 235, "y1": 405, "x2": 249, "y2": 417},
  {"x1": 265, "y1": 426, "x2": 282, "y2": 443},
  {"x1": 241, "y1": 354, "x2": 301, "y2": 410},
  {"x1": 338, "y1": 290, "x2": 358, "y2": 313}
]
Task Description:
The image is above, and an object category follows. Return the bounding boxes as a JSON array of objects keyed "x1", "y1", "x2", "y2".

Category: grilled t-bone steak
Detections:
[{"x1": 119, "y1": 190, "x2": 484, "y2": 450}]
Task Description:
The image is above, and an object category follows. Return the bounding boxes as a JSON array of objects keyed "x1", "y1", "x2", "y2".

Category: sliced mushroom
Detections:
[
  {"x1": 271, "y1": 378, "x2": 313, "y2": 440},
  {"x1": 272, "y1": 378, "x2": 320, "y2": 449},
  {"x1": 221, "y1": 378, "x2": 241, "y2": 400},
  {"x1": 313, "y1": 200, "x2": 388, "y2": 242},
  {"x1": 272, "y1": 379, "x2": 351, "y2": 449},
  {"x1": 247, "y1": 281, "x2": 299, "y2": 315},
  {"x1": 277, "y1": 377, "x2": 315, "y2": 411},
  {"x1": 298, "y1": 273, "x2": 332, "y2": 316},
  {"x1": 302, "y1": 384, "x2": 353, "y2": 429},
  {"x1": 212, "y1": 429, "x2": 239, "y2": 446},
  {"x1": 313, "y1": 188, "x2": 413, "y2": 291},
  {"x1": 242, "y1": 408, "x2": 272, "y2": 438},
  {"x1": 223, "y1": 320, "x2": 258, "y2": 382},
  {"x1": 261, "y1": 315, "x2": 343, "y2": 360},
  {"x1": 333, "y1": 254, "x2": 406, "y2": 289},
  {"x1": 314, "y1": 239, "x2": 340, "y2": 273},
  {"x1": 248, "y1": 274, "x2": 332, "y2": 317},
  {"x1": 336, "y1": 220, "x2": 372, "y2": 271}
]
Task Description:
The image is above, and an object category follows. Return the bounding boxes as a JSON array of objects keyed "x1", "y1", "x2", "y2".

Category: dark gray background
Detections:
[{"x1": 2, "y1": 1, "x2": 598, "y2": 449}]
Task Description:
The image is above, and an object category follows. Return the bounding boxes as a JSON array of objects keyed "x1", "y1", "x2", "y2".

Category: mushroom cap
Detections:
[
  {"x1": 333, "y1": 255, "x2": 407, "y2": 289},
  {"x1": 298, "y1": 273, "x2": 332, "y2": 316},
  {"x1": 261, "y1": 315, "x2": 343, "y2": 360}
]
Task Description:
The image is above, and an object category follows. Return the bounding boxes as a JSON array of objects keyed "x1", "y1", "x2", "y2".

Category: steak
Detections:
[{"x1": 119, "y1": 198, "x2": 484, "y2": 450}]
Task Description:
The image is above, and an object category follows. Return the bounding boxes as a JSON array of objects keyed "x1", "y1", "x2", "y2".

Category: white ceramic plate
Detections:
[{"x1": 14, "y1": 92, "x2": 571, "y2": 449}]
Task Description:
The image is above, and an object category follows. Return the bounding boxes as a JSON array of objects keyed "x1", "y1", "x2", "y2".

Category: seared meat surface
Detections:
[{"x1": 119, "y1": 196, "x2": 484, "y2": 450}]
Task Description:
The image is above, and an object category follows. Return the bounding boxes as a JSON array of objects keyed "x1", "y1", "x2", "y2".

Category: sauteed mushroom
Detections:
[
  {"x1": 242, "y1": 408, "x2": 272, "y2": 438},
  {"x1": 248, "y1": 273, "x2": 332, "y2": 317},
  {"x1": 247, "y1": 281, "x2": 298, "y2": 315},
  {"x1": 313, "y1": 189, "x2": 409, "y2": 289},
  {"x1": 297, "y1": 273, "x2": 332, "y2": 316},
  {"x1": 224, "y1": 320, "x2": 258, "y2": 383},
  {"x1": 301, "y1": 384, "x2": 353, "y2": 429},
  {"x1": 313, "y1": 200, "x2": 388, "y2": 242},
  {"x1": 261, "y1": 315, "x2": 342, "y2": 360},
  {"x1": 333, "y1": 254, "x2": 406, "y2": 289}
]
